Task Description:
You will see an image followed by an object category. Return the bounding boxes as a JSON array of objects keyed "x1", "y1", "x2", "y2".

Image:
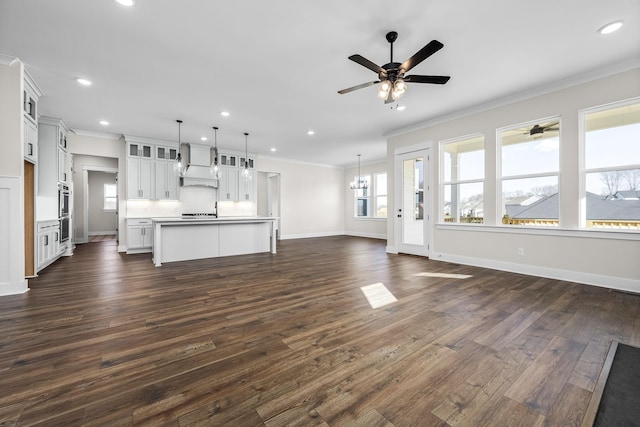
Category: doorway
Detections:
[
  {"x1": 395, "y1": 149, "x2": 430, "y2": 256},
  {"x1": 257, "y1": 171, "x2": 281, "y2": 239},
  {"x1": 83, "y1": 167, "x2": 118, "y2": 244}
]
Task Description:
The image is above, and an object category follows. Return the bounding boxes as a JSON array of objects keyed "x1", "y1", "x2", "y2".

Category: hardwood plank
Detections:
[
  {"x1": 505, "y1": 335, "x2": 586, "y2": 415},
  {"x1": 0, "y1": 236, "x2": 635, "y2": 426}
]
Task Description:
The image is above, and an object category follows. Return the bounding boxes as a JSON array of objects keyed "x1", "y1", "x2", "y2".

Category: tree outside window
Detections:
[{"x1": 583, "y1": 100, "x2": 640, "y2": 230}]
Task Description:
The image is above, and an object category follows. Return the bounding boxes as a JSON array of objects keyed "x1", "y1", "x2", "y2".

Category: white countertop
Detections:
[{"x1": 151, "y1": 216, "x2": 277, "y2": 224}]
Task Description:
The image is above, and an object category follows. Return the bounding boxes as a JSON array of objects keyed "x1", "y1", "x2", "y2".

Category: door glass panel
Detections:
[{"x1": 402, "y1": 158, "x2": 424, "y2": 245}]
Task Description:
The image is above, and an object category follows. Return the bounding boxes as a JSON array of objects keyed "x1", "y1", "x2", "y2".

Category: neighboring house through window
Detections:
[
  {"x1": 441, "y1": 134, "x2": 484, "y2": 223},
  {"x1": 582, "y1": 99, "x2": 640, "y2": 230},
  {"x1": 499, "y1": 118, "x2": 560, "y2": 226}
]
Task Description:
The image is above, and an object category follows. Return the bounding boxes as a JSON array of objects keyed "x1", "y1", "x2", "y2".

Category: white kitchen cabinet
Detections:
[
  {"x1": 38, "y1": 117, "x2": 71, "y2": 220},
  {"x1": 220, "y1": 153, "x2": 237, "y2": 167},
  {"x1": 37, "y1": 220, "x2": 60, "y2": 272},
  {"x1": 127, "y1": 218, "x2": 153, "y2": 253},
  {"x1": 238, "y1": 169, "x2": 256, "y2": 201},
  {"x1": 57, "y1": 147, "x2": 70, "y2": 183},
  {"x1": 156, "y1": 145, "x2": 178, "y2": 160},
  {"x1": 127, "y1": 158, "x2": 154, "y2": 199},
  {"x1": 24, "y1": 118, "x2": 37, "y2": 163},
  {"x1": 155, "y1": 160, "x2": 178, "y2": 200},
  {"x1": 128, "y1": 142, "x2": 153, "y2": 158},
  {"x1": 219, "y1": 166, "x2": 239, "y2": 201}
]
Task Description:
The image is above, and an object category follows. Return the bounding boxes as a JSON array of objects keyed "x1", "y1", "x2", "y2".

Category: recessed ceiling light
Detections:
[
  {"x1": 598, "y1": 20, "x2": 623, "y2": 35},
  {"x1": 396, "y1": 105, "x2": 406, "y2": 111},
  {"x1": 221, "y1": 111, "x2": 230, "y2": 117},
  {"x1": 307, "y1": 130, "x2": 315, "y2": 135},
  {"x1": 76, "y1": 78, "x2": 92, "y2": 86},
  {"x1": 201, "y1": 137, "x2": 208, "y2": 141},
  {"x1": 99, "y1": 120, "x2": 109, "y2": 126},
  {"x1": 270, "y1": 148, "x2": 277, "y2": 152},
  {"x1": 116, "y1": 0, "x2": 135, "y2": 6}
]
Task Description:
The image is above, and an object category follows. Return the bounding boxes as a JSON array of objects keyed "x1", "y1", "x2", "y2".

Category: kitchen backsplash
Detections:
[{"x1": 126, "y1": 187, "x2": 217, "y2": 218}]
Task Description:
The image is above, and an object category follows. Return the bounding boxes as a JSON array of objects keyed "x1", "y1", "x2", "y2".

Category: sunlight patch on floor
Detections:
[
  {"x1": 360, "y1": 282, "x2": 398, "y2": 309},
  {"x1": 414, "y1": 272, "x2": 473, "y2": 279}
]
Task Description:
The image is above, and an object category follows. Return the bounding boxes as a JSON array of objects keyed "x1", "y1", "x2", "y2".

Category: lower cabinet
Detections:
[
  {"x1": 37, "y1": 220, "x2": 60, "y2": 272},
  {"x1": 127, "y1": 218, "x2": 153, "y2": 253}
]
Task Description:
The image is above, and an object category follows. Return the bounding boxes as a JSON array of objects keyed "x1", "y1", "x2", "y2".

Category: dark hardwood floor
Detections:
[{"x1": 1, "y1": 236, "x2": 638, "y2": 426}]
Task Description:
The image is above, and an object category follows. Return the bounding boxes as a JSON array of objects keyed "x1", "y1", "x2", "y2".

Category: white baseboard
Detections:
[
  {"x1": 117, "y1": 244, "x2": 127, "y2": 253},
  {"x1": 430, "y1": 251, "x2": 640, "y2": 294},
  {"x1": 386, "y1": 246, "x2": 398, "y2": 254},
  {"x1": 88, "y1": 231, "x2": 116, "y2": 236},
  {"x1": 280, "y1": 231, "x2": 344, "y2": 240},
  {"x1": 0, "y1": 279, "x2": 29, "y2": 296},
  {"x1": 75, "y1": 238, "x2": 89, "y2": 244},
  {"x1": 345, "y1": 231, "x2": 386, "y2": 240}
]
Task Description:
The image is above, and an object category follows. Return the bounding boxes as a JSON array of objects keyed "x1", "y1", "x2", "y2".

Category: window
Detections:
[
  {"x1": 582, "y1": 100, "x2": 640, "y2": 230},
  {"x1": 442, "y1": 135, "x2": 484, "y2": 223},
  {"x1": 499, "y1": 118, "x2": 560, "y2": 226},
  {"x1": 375, "y1": 173, "x2": 387, "y2": 218},
  {"x1": 354, "y1": 175, "x2": 371, "y2": 217},
  {"x1": 104, "y1": 183, "x2": 117, "y2": 211}
]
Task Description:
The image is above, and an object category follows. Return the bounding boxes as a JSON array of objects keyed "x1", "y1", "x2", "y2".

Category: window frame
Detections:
[
  {"x1": 497, "y1": 116, "x2": 562, "y2": 227},
  {"x1": 353, "y1": 174, "x2": 371, "y2": 218},
  {"x1": 579, "y1": 97, "x2": 640, "y2": 231},
  {"x1": 374, "y1": 172, "x2": 387, "y2": 218},
  {"x1": 104, "y1": 183, "x2": 117, "y2": 212},
  {"x1": 439, "y1": 133, "x2": 485, "y2": 224}
]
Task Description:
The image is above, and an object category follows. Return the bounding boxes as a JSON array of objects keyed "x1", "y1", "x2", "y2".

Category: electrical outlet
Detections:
[{"x1": 517, "y1": 248, "x2": 525, "y2": 256}]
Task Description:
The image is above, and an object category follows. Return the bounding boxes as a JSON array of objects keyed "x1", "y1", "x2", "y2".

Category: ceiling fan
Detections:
[
  {"x1": 525, "y1": 122, "x2": 559, "y2": 137},
  {"x1": 338, "y1": 31, "x2": 450, "y2": 104}
]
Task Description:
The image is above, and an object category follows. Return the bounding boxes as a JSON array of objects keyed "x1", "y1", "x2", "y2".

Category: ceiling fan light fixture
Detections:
[
  {"x1": 392, "y1": 79, "x2": 407, "y2": 100},
  {"x1": 378, "y1": 81, "x2": 391, "y2": 99},
  {"x1": 598, "y1": 20, "x2": 623, "y2": 35}
]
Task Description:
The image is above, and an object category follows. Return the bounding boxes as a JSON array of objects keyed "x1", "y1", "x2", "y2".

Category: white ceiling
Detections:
[{"x1": 1, "y1": 1, "x2": 638, "y2": 167}]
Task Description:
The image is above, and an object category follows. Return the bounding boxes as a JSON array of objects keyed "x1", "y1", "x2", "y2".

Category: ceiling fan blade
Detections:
[
  {"x1": 400, "y1": 40, "x2": 444, "y2": 73},
  {"x1": 348, "y1": 54, "x2": 384, "y2": 74},
  {"x1": 338, "y1": 81, "x2": 380, "y2": 94},
  {"x1": 404, "y1": 75, "x2": 450, "y2": 84}
]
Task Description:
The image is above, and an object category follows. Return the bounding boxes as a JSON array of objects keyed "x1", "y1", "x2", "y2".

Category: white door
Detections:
[{"x1": 395, "y1": 150, "x2": 429, "y2": 256}]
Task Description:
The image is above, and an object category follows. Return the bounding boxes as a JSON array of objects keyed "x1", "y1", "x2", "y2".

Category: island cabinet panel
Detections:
[
  {"x1": 218, "y1": 222, "x2": 269, "y2": 256},
  {"x1": 160, "y1": 224, "x2": 220, "y2": 263}
]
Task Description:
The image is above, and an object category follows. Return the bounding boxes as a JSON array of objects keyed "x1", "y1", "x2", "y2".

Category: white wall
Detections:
[
  {"x1": 387, "y1": 68, "x2": 640, "y2": 291},
  {"x1": 0, "y1": 59, "x2": 28, "y2": 295},
  {"x1": 87, "y1": 171, "x2": 117, "y2": 235},
  {"x1": 343, "y1": 160, "x2": 387, "y2": 239},
  {"x1": 258, "y1": 157, "x2": 344, "y2": 239}
]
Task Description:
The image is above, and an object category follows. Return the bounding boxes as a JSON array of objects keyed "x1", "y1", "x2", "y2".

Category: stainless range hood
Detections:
[{"x1": 180, "y1": 143, "x2": 219, "y2": 188}]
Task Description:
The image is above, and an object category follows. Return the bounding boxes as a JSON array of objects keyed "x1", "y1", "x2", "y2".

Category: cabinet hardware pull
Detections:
[{"x1": 28, "y1": 143, "x2": 33, "y2": 156}]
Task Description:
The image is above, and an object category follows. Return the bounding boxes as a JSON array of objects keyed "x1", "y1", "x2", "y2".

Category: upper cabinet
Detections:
[
  {"x1": 128, "y1": 142, "x2": 153, "y2": 158},
  {"x1": 38, "y1": 117, "x2": 71, "y2": 219},
  {"x1": 124, "y1": 136, "x2": 179, "y2": 200},
  {"x1": 23, "y1": 71, "x2": 42, "y2": 164},
  {"x1": 218, "y1": 150, "x2": 257, "y2": 202}
]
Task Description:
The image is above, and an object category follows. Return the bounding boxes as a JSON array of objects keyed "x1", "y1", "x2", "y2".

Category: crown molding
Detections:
[
  {"x1": 386, "y1": 58, "x2": 640, "y2": 138},
  {"x1": 72, "y1": 129, "x2": 122, "y2": 140}
]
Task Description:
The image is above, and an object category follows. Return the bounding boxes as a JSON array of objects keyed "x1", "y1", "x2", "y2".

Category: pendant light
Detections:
[
  {"x1": 210, "y1": 126, "x2": 220, "y2": 179},
  {"x1": 174, "y1": 119, "x2": 184, "y2": 176},
  {"x1": 350, "y1": 154, "x2": 368, "y2": 190},
  {"x1": 242, "y1": 132, "x2": 252, "y2": 181}
]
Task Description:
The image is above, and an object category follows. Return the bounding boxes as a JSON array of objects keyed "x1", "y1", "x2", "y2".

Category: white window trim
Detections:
[
  {"x1": 579, "y1": 96, "x2": 640, "y2": 231},
  {"x1": 497, "y1": 116, "x2": 562, "y2": 227},
  {"x1": 440, "y1": 133, "x2": 485, "y2": 224}
]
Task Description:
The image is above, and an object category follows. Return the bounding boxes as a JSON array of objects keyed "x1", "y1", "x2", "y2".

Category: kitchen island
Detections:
[{"x1": 151, "y1": 216, "x2": 277, "y2": 267}]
